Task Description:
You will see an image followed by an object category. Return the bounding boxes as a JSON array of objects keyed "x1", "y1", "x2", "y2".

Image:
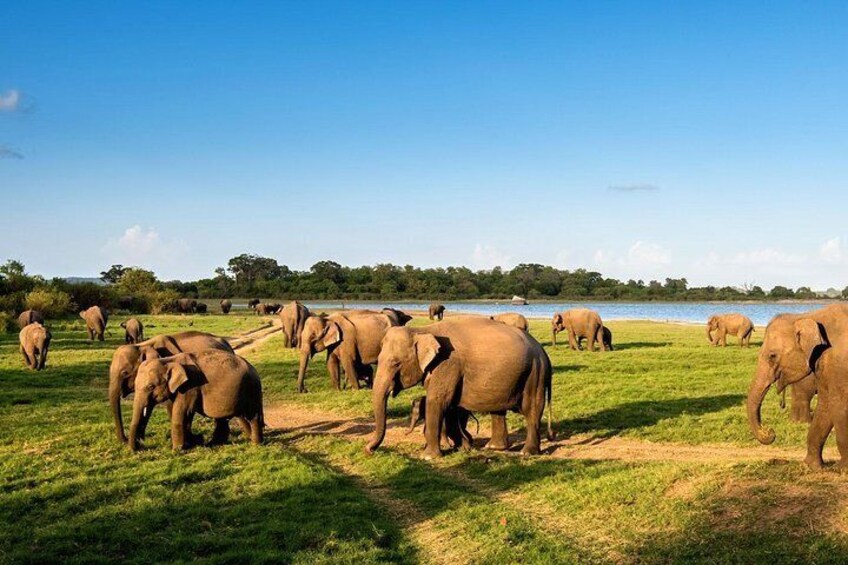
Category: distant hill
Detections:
[{"x1": 63, "y1": 277, "x2": 107, "y2": 286}]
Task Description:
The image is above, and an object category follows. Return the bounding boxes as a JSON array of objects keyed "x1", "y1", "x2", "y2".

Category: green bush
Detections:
[
  {"x1": 0, "y1": 312, "x2": 14, "y2": 333},
  {"x1": 150, "y1": 290, "x2": 180, "y2": 314},
  {"x1": 25, "y1": 288, "x2": 72, "y2": 318}
]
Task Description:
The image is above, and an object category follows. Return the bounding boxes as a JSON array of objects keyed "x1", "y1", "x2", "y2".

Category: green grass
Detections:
[{"x1": 2, "y1": 314, "x2": 847, "y2": 564}]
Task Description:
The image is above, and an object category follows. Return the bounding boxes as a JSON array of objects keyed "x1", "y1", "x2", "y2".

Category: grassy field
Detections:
[{"x1": 2, "y1": 313, "x2": 847, "y2": 563}]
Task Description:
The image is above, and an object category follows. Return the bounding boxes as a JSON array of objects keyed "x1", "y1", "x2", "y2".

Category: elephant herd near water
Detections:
[{"x1": 12, "y1": 299, "x2": 848, "y2": 469}]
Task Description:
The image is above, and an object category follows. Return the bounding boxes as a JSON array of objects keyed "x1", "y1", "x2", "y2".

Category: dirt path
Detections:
[
  {"x1": 228, "y1": 320, "x2": 282, "y2": 352},
  {"x1": 266, "y1": 402, "x2": 826, "y2": 464}
]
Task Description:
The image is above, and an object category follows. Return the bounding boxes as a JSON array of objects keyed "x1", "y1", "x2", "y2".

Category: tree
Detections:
[
  {"x1": 115, "y1": 268, "x2": 161, "y2": 296},
  {"x1": 769, "y1": 286, "x2": 795, "y2": 299},
  {"x1": 227, "y1": 254, "x2": 283, "y2": 291},
  {"x1": 100, "y1": 265, "x2": 128, "y2": 284}
]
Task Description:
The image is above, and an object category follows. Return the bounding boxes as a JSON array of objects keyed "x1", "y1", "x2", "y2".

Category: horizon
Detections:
[{"x1": 3, "y1": 2, "x2": 848, "y2": 288}]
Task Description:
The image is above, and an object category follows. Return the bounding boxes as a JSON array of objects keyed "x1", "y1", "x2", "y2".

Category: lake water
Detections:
[{"x1": 298, "y1": 301, "x2": 837, "y2": 326}]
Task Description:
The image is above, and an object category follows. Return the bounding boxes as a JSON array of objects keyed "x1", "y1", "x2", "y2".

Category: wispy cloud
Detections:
[
  {"x1": 102, "y1": 225, "x2": 190, "y2": 267},
  {"x1": 607, "y1": 183, "x2": 660, "y2": 193},
  {"x1": 471, "y1": 243, "x2": 512, "y2": 270},
  {"x1": 0, "y1": 145, "x2": 23, "y2": 159},
  {"x1": 0, "y1": 89, "x2": 20, "y2": 112}
]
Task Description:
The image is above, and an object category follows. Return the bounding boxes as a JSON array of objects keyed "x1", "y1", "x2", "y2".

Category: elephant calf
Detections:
[
  {"x1": 577, "y1": 326, "x2": 613, "y2": 351},
  {"x1": 220, "y1": 299, "x2": 233, "y2": 314},
  {"x1": 490, "y1": 313, "x2": 529, "y2": 332},
  {"x1": 428, "y1": 303, "x2": 445, "y2": 321},
  {"x1": 129, "y1": 350, "x2": 264, "y2": 451},
  {"x1": 408, "y1": 396, "x2": 478, "y2": 451},
  {"x1": 707, "y1": 313, "x2": 754, "y2": 347},
  {"x1": 20, "y1": 323, "x2": 51, "y2": 370},
  {"x1": 80, "y1": 305, "x2": 109, "y2": 341},
  {"x1": 552, "y1": 308, "x2": 607, "y2": 351},
  {"x1": 120, "y1": 318, "x2": 144, "y2": 344}
]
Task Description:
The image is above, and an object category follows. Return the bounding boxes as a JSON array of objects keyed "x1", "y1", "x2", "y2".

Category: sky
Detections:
[{"x1": 2, "y1": 1, "x2": 847, "y2": 289}]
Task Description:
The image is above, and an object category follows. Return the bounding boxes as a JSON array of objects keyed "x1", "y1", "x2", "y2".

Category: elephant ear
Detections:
[
  {"x1": 413, "y1": 334, "x2": 440, "y2": 373},
  {"x1": 139, "y1": 346, "x2": 160, "y2": 362},
  {"x1": 552, "y1": 313, "x2": 562, "y2": 325},
  {"x1": 794, "y1": 318, "x2": 826, "y2": 368},
  {"x1": 167, "y1": 363, "x2": 190, "y2": 393},
  {"x1": 322, "y1": 321, "x2": 342, "y2": 348}
]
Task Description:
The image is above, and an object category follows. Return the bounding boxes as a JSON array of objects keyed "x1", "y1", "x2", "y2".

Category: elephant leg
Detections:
[
  {"x1": 520, "y1": 395, "x2": 543, "y2": 456},
  {"x1": 486, "y1": 412, "x2": 510, "y2": 450},
  {"x1": 805, "y1": 399, "x2": 833, "y2": 470},
  {"x1": 171, "y1": 409, "x2": 189, "y2": 450},
  {"x1": 832, "y1": 403, "x2": 848, "y2": 470},
  {"x1": 586, "y1": 332, "x2": 596, "y2": 353},
  {"x1": 422, "y1": 396, "x2": 446, "y2": 459},
  {"x1": 789, "y1": 381, "x2": 815, "y2": 423},
  {"x1": 20, "y1": 347, "x2": 32, "y2": 369},
  {"x1": 211, "y1": 419, "x2": 231, "y2": 446},
  {"x1": 567, "y1": 331, "x2": 579, "y2": 351},
  {"x1": 719, "y1": 330, "x2": 727, "y2": 347},
  {"x1": 341, "y1": 356, "x2": 360, "y2": 390},
  {"x1": 250, "y1": 416, "x2": 263, "y2": 444},
  {"x1": 237, "y1": 417, "x2": 252, "y2": 437},
  {"x1": 327, "y1": 353, "x2": 342, "y2": 390}
]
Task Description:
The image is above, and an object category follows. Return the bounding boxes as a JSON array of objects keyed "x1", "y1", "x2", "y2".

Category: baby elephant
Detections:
[
  {"x1": 408, "y1": 396, "x2": 478, "y2": 451},
  {"x1": 120, "y1": 318, "x2": 144, "y2": 344},
  {"x1": 195, "y1": 303, "x2": 208, "y2": 314},
  {"x1": 128, "y1": 350, "x2": 264, "y2": 452},
  {"x1": 577, "y1": 326, "x2": 613, "y2": 351},
  {"x1": 20, "y1": 323, "x2": 51, "y2": 370}
]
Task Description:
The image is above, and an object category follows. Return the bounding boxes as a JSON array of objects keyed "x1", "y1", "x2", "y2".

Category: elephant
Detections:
[
  {"x1": 248, "y1": 299, "x2": 260, "y2": 309},
  {"x1": 128, "y1": 350, "x2": 264, "y2": 451},
  {"x1": 280, "y1": 301, "x2": 310, "y2": 348},
  {"x1": 490, "y1": 313, "x2": 529, "y2": 332},
  {"x1": 17, "y1": 309, "x2": 44, "y2": 329},
  {"x1": 296, "y1": 310, "x2": 400, "y2": 393},
  {"x1": 408, "y1": 395, "x2": 478, "y2": 451},
  {"x1": 195, "y1": 303, "x2": 208, "y2": 314},
  {"x1": 428, "y1": 303, "x2": 445, "y2": 321},
  {"x1": 366, "y1": 317, "x2": 554, "y2": 459},
  {"x1": 120, "y1": 318, "x2": 144, "y2": 344},
  {"x1": 109, "y1": 331, "x2": 234, "y2": 443},
  {"x1": 551, "y1": 308, "x2": 606, "y2": 351},
  {"x1": 176, "y1": 298, "x2": 197, "y2": 314},
  {"x1": 255, "y1": 303, "x2": 280, "y2": 315},
  {"x1": 707, "y1": 313, "x2": 754, "y2": 347},
  {"x1": 576, "y1": 326, "x2": 613, "y2": 351},
  {"x1": 20, "y1": 323, "x2": 51, "y2": 370},
  {"x1": 267, "y1": 303, "x2": 283, "y2": 314},
  {"x1": 220, "y1": 299, "x2": 233, "y2": 314},
  {"x1": 778, "y1": 373, "x2": 817, "y2": 424},
  {"x1": 80, "y1": 306, "x2": 109, "y2": 341},
  {"x1": 747, "y1": 304, "x2": 848, "y2": 470},
  {"x1": 381, "y1": 308, "x2": 413, "y2": 326}
]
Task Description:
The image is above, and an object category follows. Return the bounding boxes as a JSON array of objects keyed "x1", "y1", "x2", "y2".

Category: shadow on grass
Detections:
[{"x1": 612, "y1": 341, "x2": 673, "y2": 351}]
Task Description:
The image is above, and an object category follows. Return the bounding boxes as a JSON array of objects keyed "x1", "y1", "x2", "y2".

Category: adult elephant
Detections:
[
  {"x1": 120, "y1": 318, "x2": 144, "y2": 344},
  {"x1": 707, "y1": 313, "x2": 754, "y2": 347},
  {"x1": 248, "y1": 299, "x2": 260, "y2": 309},
  {"x1": 279, "y1": 301, "x2": 310, "y2": 348},
  {"x1": 381, "y1": 308, "x2": 413, "y2": 326},
  {"x1": 20, "y1": 323, "x2": 51, "y2": 370},
  {"x1": 195, "y1": 303, "x2": 208, "y2": 314},
  {"x1": 747, "y1": 304, "x2": 848, "y2": 469},
  {"x1": 428, "y1": 303, "x2": 445, "y2": 321},
  {"x1": 80, "y1": 306, "x2": 109, "y2": 341},
  {"x1": 490, "y1": 313, "x2": 529, "y2": 332},
  {"x1": 220, "y1": 299, "x2": 233, "y2": 314},
  {"x1": 108, "y1": 331, "x2": 234, "y2": 443},
  {"x1": 551, "y1": 308, "x2": 606, "y2": 351},
  {"x1": 176, "y1": 298, "x2": 197, "y2": 314},
  {"x1": 366, "y1": 317, "x2": 553, "y2": 459},
  {"x1": 296, "y1": 310, "x2": 400, "y2": 393},
  {"x1": 17, "y1": 309, "x2": 44, "y2": 329}
]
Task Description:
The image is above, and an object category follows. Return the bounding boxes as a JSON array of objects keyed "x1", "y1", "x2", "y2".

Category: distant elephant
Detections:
[
  {"x1": 577, "y1": 326, "x2": 613, "y2": 351},
  {"x1": 254, "y1": 304, "x2": 271, "y2": 315},
  {"x1": 176, "y1": 298, "x2": 197, "y2": 314},
  {"x1": 551, "y1": 308, "x2": 606, "y2": 351},
  {"x1": 408, "y1": 395, "x2": 477, "y2": 451},
  {"x1": 128, "y1": 350, "x2": 264, "y2": 451},
  {"x1": 248, "y1": 299, "x2": 260, "y2": 309},
  {"x1": 17, "y1": 309, "x2": 44, "y2": 329},
  {"x1": 80, "y1": 305, "x2": 109, "y2": 341},
  {"x1": 747, "y1": 304, "x2": 848, "y2": 470},
  {"x1": 381, "y1": 308, "x2": 413, "y2": 326},
  {"x1": 195, "y1": 303, "x2": 208, "y2": 314},
  {"x1": 707, "y1": 314, "x2": 754, "y2": 347},
  {"x1": 297, "y1": 310, "x2": 400, "y2": 393},
  {"x1": 366, "y1": 317, "x2": 553, "y2": 458},
  {"x1": 20, "y1": 323, "x2": 51, "y2": 370},
  {"x1": 120, "y1": 318, "x2": 144, "y2": 344},
  {"x1": 490, "y1": 313, "x2": 529, "y2": 332},
  {"x1": 220, "y1": 299, "x2": 233, "y2": 314},
  {"x1": 280, "y1": 301, "x2": 310, "y2": 348},
  {"x1": 267, "y1": 303, "x2": 283, "y2": 314},
  {"x1": 109, "y1": 331, "x2": 234, "y2": 443},
  {"x1": 428, "y1": 303, "x2": 445, "y2": 321}
]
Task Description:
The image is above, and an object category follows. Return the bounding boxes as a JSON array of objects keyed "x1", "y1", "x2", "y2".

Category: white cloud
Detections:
[
  {"x1": 471, "y1": 243, "x2": 512, "y2": 270},
  {"x1": 102, "y1": 226, "x2": 189, "y2": 270},
  {"x1": 0, "y1": 90, "x2": 20, "y2": 111},
  {"x1": 624, "y1": 241, "x2": 671, "y2": 266},
  {"x1": 730, "y1": 248, "x2": 805, "y2": 266},
  {"x1": 819, "y1": 237, "x2": 844, "y2": 264}
]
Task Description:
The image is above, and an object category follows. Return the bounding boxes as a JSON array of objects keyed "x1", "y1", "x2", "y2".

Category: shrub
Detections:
[
  {"x1": 25, "y1": 288, "x2": 72, "y2": 318},
  {"x1": 0, "y1": 312, "x2": 14, "y2": 333},
  {"x1": 150, "y1": 290, "x2": 180, "y2": 314}
]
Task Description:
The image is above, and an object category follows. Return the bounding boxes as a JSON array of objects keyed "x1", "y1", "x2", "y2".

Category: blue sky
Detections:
[{"x1": 2, "y1": 1, "x2": 847, "y2": 288}]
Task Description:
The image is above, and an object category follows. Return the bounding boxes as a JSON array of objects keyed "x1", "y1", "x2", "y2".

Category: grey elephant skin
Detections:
[
  {"x1": 120, "y1": 318, "x2": 144, "y2": 344},
  {"x1": 20, "y1": 324, "x2": 51, "y2": 370},
  {"x1": 279, "y1": 301, "x2": 310, "y2": 348},
  {"x1": 17, "y1": 309, "x2": 44, "y2": 329},
  {"x1": 80, "y1": 306, "x2": 109, "y2": 341}
]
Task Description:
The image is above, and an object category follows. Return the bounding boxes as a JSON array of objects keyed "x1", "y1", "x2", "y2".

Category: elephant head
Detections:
[
  {"x1": 382, "y1": 308, "x2": 413, "y2": 326},
  {"x1": 366, "y1": 327, "x2": 440, "y2": 453},
  {"x1": 747, "y1": 316, "x2": 827, "y2": 445},
  {"x1": 296, "y1": 316, "x2": 342, "y2": 393},
  {"x1": 551, "y1": 313, "x2": 565, "y2": 345},
  {"x1": 128, "y1": 355, "x2": 191, "y2": 451},
  {"x1": 706, "y1": 316, "x2": 719, "y2": 343}
]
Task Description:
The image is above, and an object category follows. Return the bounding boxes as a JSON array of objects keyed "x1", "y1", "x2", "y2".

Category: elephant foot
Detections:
[
  {"x1": 834, "y1": 459, "x2": 848, "y2": 472},
  {"x1": 804, "y1": 454, "x2": 825, "y2": 471},
  {"x1": 521, "y1": 443, "x2": 541, "y2": 456},
  {"x1": 421, "y1": 447, "x2": 443, "y2": 460},
  {"x1": 484, "y1": 440, "x2": 509, "y2": 451}
]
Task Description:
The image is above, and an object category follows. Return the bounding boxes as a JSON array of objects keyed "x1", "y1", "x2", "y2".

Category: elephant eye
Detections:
[
  {"x1": 146, "y1": 384, "x2": 155, "y2": 391},
  {"x1": 767, "y1": 352, "x2": 779, "y2": 363}
]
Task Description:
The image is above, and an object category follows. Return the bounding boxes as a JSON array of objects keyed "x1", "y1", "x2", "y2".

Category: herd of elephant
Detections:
[{"x1": 14, "y1": 299, "x2": 848, "y2": 469}]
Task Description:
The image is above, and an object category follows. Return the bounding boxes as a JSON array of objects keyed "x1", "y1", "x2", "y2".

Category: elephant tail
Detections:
[{"x1": 543, "y1": 355, "x2": 555, "y2": 441}]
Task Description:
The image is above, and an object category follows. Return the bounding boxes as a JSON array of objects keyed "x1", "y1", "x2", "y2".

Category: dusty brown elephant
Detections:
[
  {"x1": 490, "y1": 313, "x2": 529, "y2": 332},
  {"x1": 707, "y1": 313, "x2": 754, "y2": 347},
  {"x1": 296, "y1": 310, "x2": 400, "y2": 393},
  {"x1": 176, "y1": 298, "x2": 197, "y2": 314},
  {"x1": 778, "y1": 373, "x2": 817, "y2": 424},
  {"x1": 428, "y1": 303, "x2": 445, "y2": 321},
  {"x1": 220, "y1": 299, "x2": 233, "y2": 314},
  {"x1": 120, "y1": 318, "x2": 144, "y2": 344},
  {"x1": 366, "y1": 317, "x2": 553, "y2": 459},
  {"x1": 248, "y1": 299, "x2": 260, "y2": 309},
  {"x1": 408, "y1": 395, "x2": 477, "y2": 451},
  {"x1": 551, "y1": 308, "x2": 606, "y2": 351},
  {"x1": 20, "y1": 323, "x2": 51, "y2": 370},
  {"x1": 128, "y1": 350, "x2": 263, "y2": 451},
  {"x1": 17, "y1": 309, "x2": 44, "y2": 329},
  {"x1": 747, "y1": 304, "x2": 848, "y2": 469},
  {"x1": 80, "y1": 306, "x2": 109, "y2": 341},
  {"x1": 195, "y1": 303, "x2": 208, "y2": 314},
  {"x1": 109, "y1": 331, "x2": 234, "y2": 443},
  {"x1": 382, "y1": 308, "x2": 413, "y2": 326},
  {"x1": 577, "y1": 326, "x2": 613, "y2": 351},
  {"x1": 254, "y1": 303, "x2": 278, "y2": 315},
  {"x1": 279, "y1": 301, "x2": 310, "y2": 348}
]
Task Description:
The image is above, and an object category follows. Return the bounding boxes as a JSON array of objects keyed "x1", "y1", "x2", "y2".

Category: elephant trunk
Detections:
[
  {"x1": 551, "y1": 327, "x2": 557, "y2": 347},
  {"x1": 747, "y1": 359, "x2": 777, "y2": 445},
  {"x1": 706, "y1": 323, "x2": 714, "y2": 344},
  {"x1": 296, "y1": 349, "x2": 311, "y2": 393},
  {"x1": 128, "y1": 397, "x2": 151, "y2": 452},
  {"x1": 365, "y1": 369, "x2": 395, "y2": 454},
  {"x1": 109, "y1": 374, "x2": 127, "y2": 443}
]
